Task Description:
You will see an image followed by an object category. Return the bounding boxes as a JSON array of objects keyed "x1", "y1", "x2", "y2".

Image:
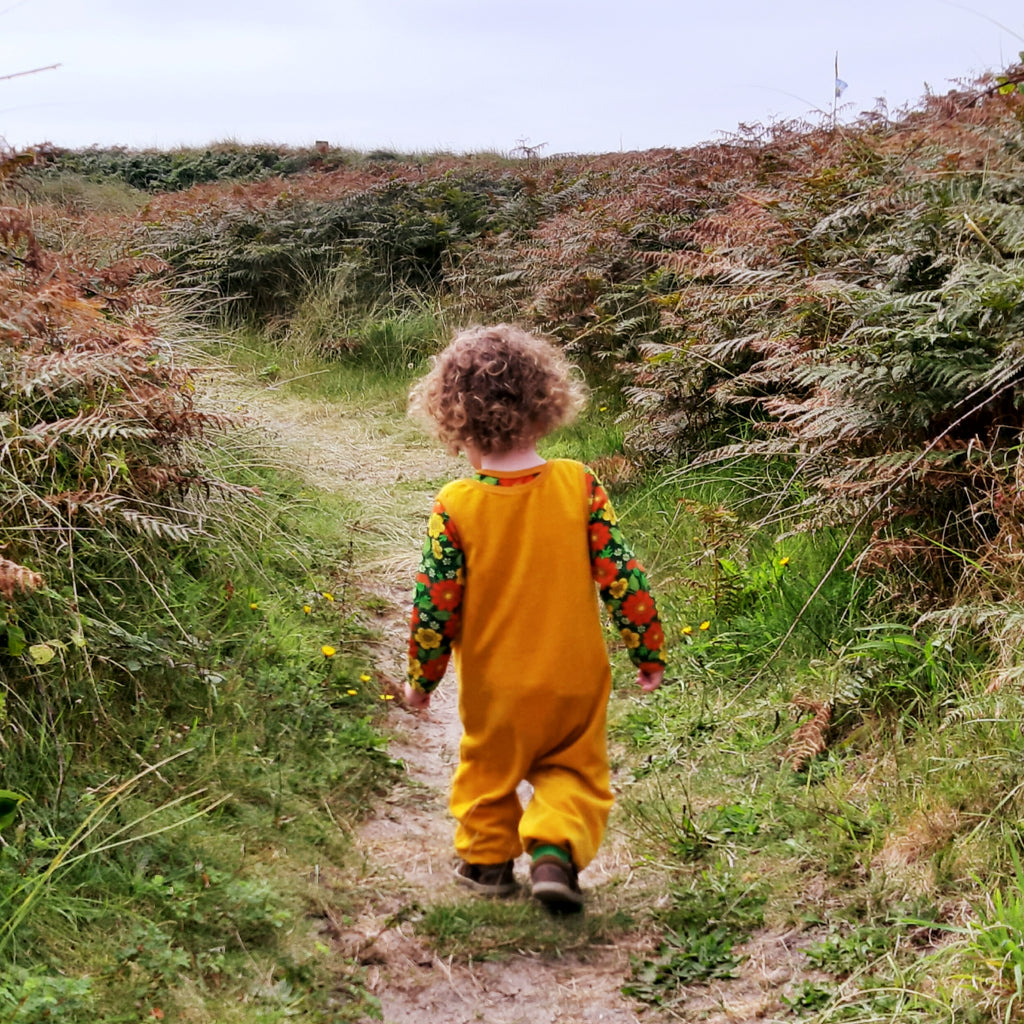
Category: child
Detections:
[{"x1": 405, "y1": 324, "x2": 665, "y2": 913}]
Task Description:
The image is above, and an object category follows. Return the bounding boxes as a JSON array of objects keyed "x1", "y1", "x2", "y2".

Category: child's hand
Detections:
[
  {"x1": 404, "y1": 682, "x2": 432, "y2": 710},
  {"x1": 636, "y1": 668, "x2": 663, "y2": 693}
]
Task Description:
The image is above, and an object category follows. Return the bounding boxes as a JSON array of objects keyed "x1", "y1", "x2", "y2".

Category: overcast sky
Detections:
[{"x1": 1, "y1": 0, "x2": 1022, "y2": 155}]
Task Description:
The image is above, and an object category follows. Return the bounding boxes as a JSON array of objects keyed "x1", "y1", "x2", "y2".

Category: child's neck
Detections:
[{"x1": 470, "y1": 444, "x2": 546, "y2": 473}]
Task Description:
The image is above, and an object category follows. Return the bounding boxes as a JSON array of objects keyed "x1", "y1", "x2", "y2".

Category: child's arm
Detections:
[
  {"x1": 406, "y1": 498, "x2": 464, "y2": 707},
  {"x1": 586, "y1": 471, "x2": 666, "y2": 691}
]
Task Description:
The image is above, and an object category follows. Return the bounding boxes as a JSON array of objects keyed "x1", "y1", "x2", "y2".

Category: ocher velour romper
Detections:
[{"x1": 440, "y1": 459, "x2": 614, "y2": 869}]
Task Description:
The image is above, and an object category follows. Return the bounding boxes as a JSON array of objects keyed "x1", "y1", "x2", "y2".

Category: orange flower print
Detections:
[
  {"x1": 622, "y1": 590, "x2": 657, "y2": 625},
  {"x1": 609, "y1": 578, "x2": 629, "y2": 600},
  {"x1": 421, "y1": 656, "x2": 447, "y2": 682},
  {"x1": 592, "y1": 556, "x2": 618, "y2": 587},
  {"x1": 589, "y1": 521, "x2": 612, "y2": 552},
  {"x1": 620, "y1": 628, "x2": 641, "y2": 649},
  {"x1": 430, "y1": 579, "x2": 463, "y2": 611},
  {"x1": 643, "y1": 621, "x2": 664, "y2": 651}
]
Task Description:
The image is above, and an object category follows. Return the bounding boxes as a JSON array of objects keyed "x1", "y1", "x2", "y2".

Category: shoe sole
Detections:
[
  {"x1": 453, "y1": 866, "x2": 519, "y2": 897},
  {"x1": 531, "y1": 879, "x2": 584, "y2": 913}
]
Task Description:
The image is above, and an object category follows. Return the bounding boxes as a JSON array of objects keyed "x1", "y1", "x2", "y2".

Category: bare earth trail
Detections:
[{"x1": 255, "y1": 390, "x2": 817, "y2": 1024}]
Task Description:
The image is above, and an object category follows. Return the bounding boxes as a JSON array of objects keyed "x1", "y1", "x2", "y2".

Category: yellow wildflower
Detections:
[
  {"x1": 380, "y1": 694, "x2": 395, "y2": 701},
  {"x1": 249, "y1": 602, "x2": 258, "y2": 610},
  {"x1": 699, "y1": 621, "x2": 711, "y2": 631},
  {"x1": 346, "y1": 689, "x2": 358, "y2": 696},
  {"x1": 322, "y1": 592, "x2": 334, "y2": 601},
  {"x1": 360, "y1": 673, "x2": 371, "y2": 682},
  {"x1": 599, "y1": 405, "x2": 608, "y2": 412},
  {"x1": 620, "y1": 628, "x2": 641, "y2": 650},
  {"x1": 303, "y1": 605, "x2": 312, "y2": 614},
  {"x1": 427, "y1": 513, "x2": 445, "y2": 538},
  {"x1": 609, "y1": 578, "x2": 629, "y2": 600},
  {"x1": 414, "y1": 627, "x2": 443, "y2": 650},
  {"x1": 321, "y1": 645, "x2": 336, "y2": 657},
  {"x1": 681, "y1": 625, "x2": 693, "y2": 635},
  {"x1": 778, "y1": 556, "x2": 790, "y2": 567}
]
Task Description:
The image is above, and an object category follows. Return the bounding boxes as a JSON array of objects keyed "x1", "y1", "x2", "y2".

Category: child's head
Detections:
[{"x1": 410, "y1": 324, "x2": 585, "y2": 455}]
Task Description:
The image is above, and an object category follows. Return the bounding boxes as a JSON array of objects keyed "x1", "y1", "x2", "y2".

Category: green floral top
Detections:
[{"x1": 408, "y1": 468, "x2": 666, "y2": 693}]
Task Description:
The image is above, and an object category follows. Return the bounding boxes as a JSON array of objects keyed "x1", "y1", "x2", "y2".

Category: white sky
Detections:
[{"x1": 1, "y1": 0, "x2": 1022, "y2": 155}]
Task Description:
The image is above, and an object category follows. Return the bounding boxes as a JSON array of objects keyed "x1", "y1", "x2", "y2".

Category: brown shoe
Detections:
[
  {"x1": 530, "y1": 854, "x2": 584, "y2": 913},
  {"x1": 453, "y1": 859, "x2": 519, "y2": 897}
]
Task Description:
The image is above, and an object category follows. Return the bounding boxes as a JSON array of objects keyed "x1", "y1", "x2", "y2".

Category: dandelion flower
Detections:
[
  {"x1": 699, "y1": 621, "x2": 711, "y2": 631},
  {"x1": 249, "y1": 602, "x2": 258, "y2": 610},
  {"x1": 778, "y1": 556, "x2": 790, "y2": 567},
  {"x1": 360, "y1": 673, "x2": 371, "y2": 682},
  {"x1": 321, "y1": 645, "x2": 336, "y2": 657},
  {"x1": 346, "y1": 689, "x2": 358, "y2": 696},
  {"x1": 322, "y1": 592, "x2": 335, "y2": 601},
  {"x1": 303, "y1": 605, "x2": 312, "y2": 614},
  {"x1": 599, "y1": 405, "x2": 608, "y2": 412},
  {"x1": 380, "y1": 693, "x2": 395, "y2": 701},
  {"x1": 681, "y1": 625, "x2": 693, "y2": 635}
]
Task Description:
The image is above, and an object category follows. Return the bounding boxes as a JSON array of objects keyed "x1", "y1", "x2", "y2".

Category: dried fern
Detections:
[{"x1": 782, "y1": 698, "x2": 833, "y2": 771}]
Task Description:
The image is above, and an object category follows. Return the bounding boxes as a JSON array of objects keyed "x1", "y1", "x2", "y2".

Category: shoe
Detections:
[
  {"x1": 453, "y1": 859, "x2": 519, "y2": 897},
  {"x1": 530, "y1": 854, "x2": 584, "y2": 913}
]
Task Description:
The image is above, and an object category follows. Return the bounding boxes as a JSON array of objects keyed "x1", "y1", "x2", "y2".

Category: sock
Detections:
[{"x1": 531, "y1": 843, "x2": 570, "y2": 864}]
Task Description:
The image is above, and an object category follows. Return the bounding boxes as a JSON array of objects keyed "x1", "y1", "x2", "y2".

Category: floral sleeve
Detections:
[
  {"x1": 407, "y1": 499, "x2": 464, "y2": 694},
  {"x1": 587, "y1": 472, "x2": 666, "y2": 671}
]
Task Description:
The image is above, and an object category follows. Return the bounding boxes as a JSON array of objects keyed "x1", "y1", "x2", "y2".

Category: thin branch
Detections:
[{"x1": 0, "y1": 63, "x2": 60, "y2": 83}]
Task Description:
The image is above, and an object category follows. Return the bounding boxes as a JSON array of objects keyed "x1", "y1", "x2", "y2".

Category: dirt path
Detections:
[{"x1": 254, "y1": 390, "x2": 816, "y2": 1024}]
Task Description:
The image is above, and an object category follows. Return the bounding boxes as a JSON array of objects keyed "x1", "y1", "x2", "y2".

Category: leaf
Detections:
[
  {"x1": 5, "y1": 623, "x2": 25, "y2": 657},
  {"x1": 28, "y1": 643, "x2": 55, "y2": 665},
  {"x1": 0, "y1": 790, "x2": 27, "y2": 830}
]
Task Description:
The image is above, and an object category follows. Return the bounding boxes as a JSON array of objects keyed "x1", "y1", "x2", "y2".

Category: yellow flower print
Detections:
[
  {"x1": 408, "y1": 658, "x2": 423, "y2": 678},
  {"x1": 609, "y1": 578, "x2": 629, "y2": 600},
  {"x1": 428, "y1": 513, "x2": 445, "y2": 539},
  {"x1": 414, "y1": 627, "x2": 443, "y2": 650},
  {"x1": 620, "y1": 628, "x2": 641, "y2": 650},
  {"x1": 600, "y1": 506, "x2": 618, "y2": 526},
  {"x1": 456, "y1": 566, "x2": 465, "y2": 585},
  {"x1": 432, "y1": 539, "x2": 443, "y2": 560}
]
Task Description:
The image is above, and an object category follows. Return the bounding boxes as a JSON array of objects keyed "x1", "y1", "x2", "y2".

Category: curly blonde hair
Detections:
[{"x1": 409, "y1": 324, "x2": 586, "y2": 455}]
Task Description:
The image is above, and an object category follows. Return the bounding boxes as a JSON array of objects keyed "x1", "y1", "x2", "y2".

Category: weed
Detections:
[
  {"x1": 782, "y1": 980, "x2": 836, "y2": 1014},
  {"x1": 623, "y1": 924, "x2": 745, "y2": 1006}
]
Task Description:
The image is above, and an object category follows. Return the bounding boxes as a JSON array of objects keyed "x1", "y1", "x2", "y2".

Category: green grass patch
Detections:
[{"x1": 416, "y1": 896, "x2": 635, "y2": 960}]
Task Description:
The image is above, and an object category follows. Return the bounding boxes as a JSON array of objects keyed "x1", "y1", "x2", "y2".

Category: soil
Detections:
[{"x1": 252, "y1": 388, "x2": 824, "y2": 1024}]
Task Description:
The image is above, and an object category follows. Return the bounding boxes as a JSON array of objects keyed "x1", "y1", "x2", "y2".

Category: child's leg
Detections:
[
  {"x1": 449, "y1": 761, "x2": 525, "y2": 864},
  {"x1": 519, "y1": 698, "x2": 613, "y2": 870}
]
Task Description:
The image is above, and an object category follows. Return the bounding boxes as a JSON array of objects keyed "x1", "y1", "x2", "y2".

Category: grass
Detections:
[
  {"x1": 0, "y1": 434, "x2": 400, "y2": 1021},
  {"x1": 416, "y1": 897, "x2": 635, "y2": 959}
]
